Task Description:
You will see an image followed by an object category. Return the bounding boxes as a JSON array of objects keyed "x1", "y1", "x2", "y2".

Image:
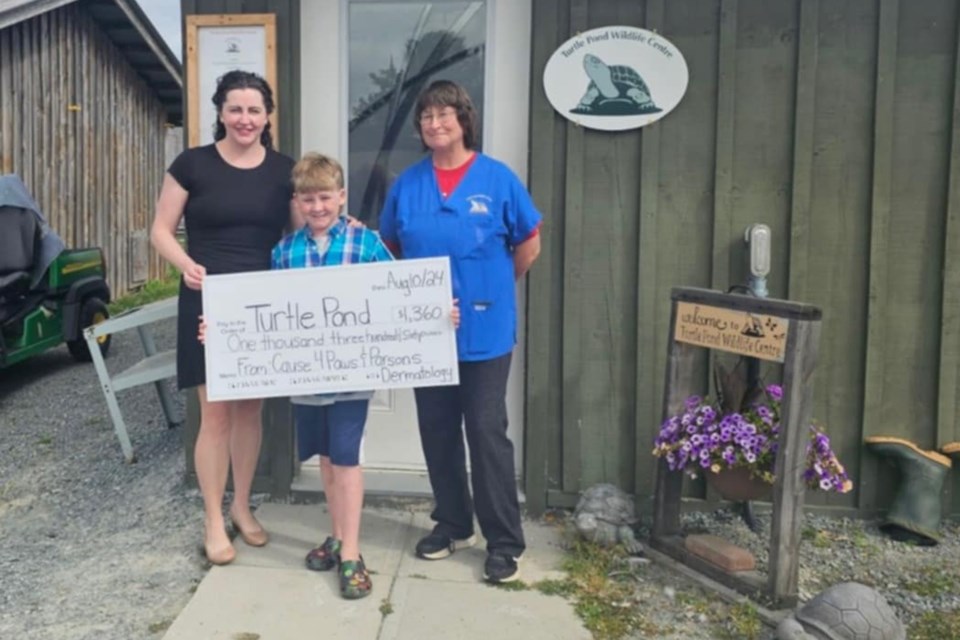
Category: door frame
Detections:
[{"x1": 298, "y1": 0, "x2": 534, "y2": 482}]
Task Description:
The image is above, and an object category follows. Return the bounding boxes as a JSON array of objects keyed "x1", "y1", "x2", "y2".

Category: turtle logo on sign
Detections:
[
  {"x1": 543, "y1": 26, "x2": 689, "y2": 132},
  {"x1": 571, "y1": 54, "x2": 662, "y2": 117}
]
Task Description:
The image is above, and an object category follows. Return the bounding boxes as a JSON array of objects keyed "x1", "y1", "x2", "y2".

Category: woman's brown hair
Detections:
[{"x1": 413, "y1": 80, "x2": 480, "y2": 150}]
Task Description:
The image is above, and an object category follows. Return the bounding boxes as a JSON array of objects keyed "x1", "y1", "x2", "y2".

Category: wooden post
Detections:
[
  {"x1": 768, "y1": 319, "x2": 821, "y2": 602},
  {"x1": 652, "y1": 302, "x2": 695, "y2": 538},
  {"x1": 649, "y1": 287, "x2": 822, "y2": 609}
]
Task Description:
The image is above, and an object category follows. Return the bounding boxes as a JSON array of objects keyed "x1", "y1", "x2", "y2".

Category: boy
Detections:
[
  {"x1": 273, "y1": 152, "x2": 393, "y2": 600},
  {"x1": 200, "y1": 153, "x2": 458, "y2": 597}
]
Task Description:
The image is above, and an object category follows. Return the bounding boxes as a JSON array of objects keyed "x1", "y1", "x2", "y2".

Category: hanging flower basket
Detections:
[
  {"x1": 706, "y1": 467, "x2": 773, "y2": 502},
  {"x1": 651, "y1": 361, "x2": 854, "y2": 498}
]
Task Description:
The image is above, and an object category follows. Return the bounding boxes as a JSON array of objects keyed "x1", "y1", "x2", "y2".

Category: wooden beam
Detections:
[
  {"x1": 635, "y1": 0, "x2": 666, "y2": 510},
  {"x1": 706, "y1": 0, "x2": 739, "y2": 505},
  {"x1": 860, "y1": 0, "x2": 899, "y2": 512},
  {"x1": 711, "y1": 0, "x2": 738, "y2": 292},
  {"x1": 652, "y1": 300, "x2": 696, "y2": 538},
  {"x1": 560, "y1": 0, "x2": 588, "y2": 494},
  {"x1": 787, "y1": 0, "x2": 820, "y2": 302},
  {"x1": 937, "y1": 6, "x2": 960, "y2": 451},
  {"x1": 768, "y1": 319, "x2": 822, "y2": 604},
  {"x1": 524, "y1": 0, "x2": 563, "y2": 516},
  {"x1": 938, "y1": 2, "x2": 960, "y2": 513}
]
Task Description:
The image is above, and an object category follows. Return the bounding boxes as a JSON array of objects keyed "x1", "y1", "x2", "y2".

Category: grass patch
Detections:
[
  {"x1": 542, "y1": 540, "x2": 664, "y2": 639},
  {"x1": 147, "y1": 619, "x2": 173, "y2": 634},
  {"x1": 409, "y1": 573, "x2": 428, "y2": 580},
  {"x1": 230, "y1": 634, "x2": 260, "y2": 640},
  {"x1": 801, "y1": 526, "x2": 832, "y2": 549},
  {"x1": 675, "y1": 590, "x2": 712, "y2": 616},
  {"x1": 849, "y1": 528, "x2": 879, "y2": 553},
  {"x1": 902, "y1": 566, "x2": 960, "y2": 597},
  {"x1": 36, "y1": 435, "x2": 53, "y2": 446},
  {"x1": 490, "y1": 579, "x2": 529, "y2": 591},
  {"x1": 910, "y1": 609, "x2": 960, "y2": 639},
  {"x1": 379, "y1": 599, "x2": 394, "y2": 616},
  {"x1": 534, "y1": 578, "x2": 576, "y2": 597},
  {"x1": 108, "y1": 268, "x2": 179, "y2": 314},
  {"x1": 715, "y1": 602, "x2": 764, "y2": 640}
]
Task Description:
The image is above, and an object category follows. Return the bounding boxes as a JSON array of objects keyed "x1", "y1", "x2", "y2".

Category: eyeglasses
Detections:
[{"x1": 418, "y1": 109, "x2": 457, "y2": 125}]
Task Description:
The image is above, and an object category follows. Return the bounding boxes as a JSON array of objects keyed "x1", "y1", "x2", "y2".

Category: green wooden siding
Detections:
[{"x1": 525, "y1": 0, "x2": 960, "y2": 517}]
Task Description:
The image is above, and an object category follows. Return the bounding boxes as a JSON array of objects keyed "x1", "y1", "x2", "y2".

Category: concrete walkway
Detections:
[{"x1": 162, "y1": 503, "x2": 592, "y2": 640}]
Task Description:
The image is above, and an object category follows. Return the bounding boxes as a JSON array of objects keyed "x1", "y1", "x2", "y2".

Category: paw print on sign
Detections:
[{"x1": 764, "y1": 316, "x2": 786, "y2": 342}]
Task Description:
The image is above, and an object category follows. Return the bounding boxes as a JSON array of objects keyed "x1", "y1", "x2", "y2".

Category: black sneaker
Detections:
[
  {"x1": 415, "y1": 526, "x2": 477, "y2": 560},
  {"x1": 483, "y1": 553, "x2": 520, "y2": 583}
]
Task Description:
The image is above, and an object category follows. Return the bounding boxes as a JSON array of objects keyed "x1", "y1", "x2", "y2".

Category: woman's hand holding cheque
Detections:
[{"x1": 451, "y1": 298, "x2": 461, "y2": 329}]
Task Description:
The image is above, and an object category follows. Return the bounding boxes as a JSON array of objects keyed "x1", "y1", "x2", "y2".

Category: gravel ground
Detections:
[
  {"x1": 2, "y1": 314, "x2": 958, "y2": 640},
  {"x1": 0, "y1": 317, "x2": 204, "y2": 640},
  {"x1": 615, "y1": 507, "x2": 960, "y2": 638},
  {"x1": 680, "y1": 508, "x2": 960, "y2": 622}
]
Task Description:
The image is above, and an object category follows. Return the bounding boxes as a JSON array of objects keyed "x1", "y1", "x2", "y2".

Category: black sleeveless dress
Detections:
[{"x1": 167, "y1": 144, "x2": 295, "y2": 389}]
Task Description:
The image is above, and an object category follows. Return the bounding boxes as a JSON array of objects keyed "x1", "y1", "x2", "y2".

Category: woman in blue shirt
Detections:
[{"x1": 378, "y1": 80, "x2": 542, "y2": 584}]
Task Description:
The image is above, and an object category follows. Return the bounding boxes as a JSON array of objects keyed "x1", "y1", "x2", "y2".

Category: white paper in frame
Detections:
[{"x1": 185, "y1": 14, "x2": 278, "y2": 149}]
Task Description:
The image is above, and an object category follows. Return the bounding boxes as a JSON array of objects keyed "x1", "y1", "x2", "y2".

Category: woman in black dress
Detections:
[{"x1": 150, "y1": 71, "x2": 297, "y2": 564}]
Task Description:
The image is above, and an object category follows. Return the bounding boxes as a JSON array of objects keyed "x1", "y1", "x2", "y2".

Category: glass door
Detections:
[
  {"x1": 297, "y1": 0, "x2": 531, "y2": 489},
  {"x1": 347, "y1": 1, "x2": 486, "y2": 224}
]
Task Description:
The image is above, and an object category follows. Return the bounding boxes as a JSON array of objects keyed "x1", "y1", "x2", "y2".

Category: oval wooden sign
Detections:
[{"x1": 543, "y1": 26, "x2": 689, "y2": 131}]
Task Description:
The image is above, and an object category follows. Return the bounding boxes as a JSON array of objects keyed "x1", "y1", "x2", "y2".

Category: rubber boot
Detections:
[{"x1": 865, "y1": 436, "x2": 951, "y2": 546}]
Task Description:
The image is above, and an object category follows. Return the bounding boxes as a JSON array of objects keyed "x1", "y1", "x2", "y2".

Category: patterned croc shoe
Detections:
[
  {"x1": 340, "y1": 557, "x2": 372, "y2": 600},
  {"x1": 305, "y1": 536, "x2": 341, "y2": 572}
]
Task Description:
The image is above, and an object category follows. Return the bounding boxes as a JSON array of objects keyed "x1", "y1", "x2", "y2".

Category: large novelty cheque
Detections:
[{"x1": 202, "y1": 257, "x2": 459, "y2": 401}]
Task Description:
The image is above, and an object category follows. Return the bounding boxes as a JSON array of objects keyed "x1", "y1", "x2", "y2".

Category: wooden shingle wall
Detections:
[
  {"x1": 525, "y1": 0, "x2": 960, "y2": 517},
  {"x1": 0, "y1": 3, "x2": 169, "y2": 296}
]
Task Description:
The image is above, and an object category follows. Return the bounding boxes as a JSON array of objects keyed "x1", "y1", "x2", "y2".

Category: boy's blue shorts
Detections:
[{"x1": 294, "y1": 399, "x2": 370, "y2": 466}]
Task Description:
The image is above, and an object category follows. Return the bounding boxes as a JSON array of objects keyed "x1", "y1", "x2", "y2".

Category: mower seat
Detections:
[{"x1": 0, "y1": 204, "x2": 40, "y2": 302}]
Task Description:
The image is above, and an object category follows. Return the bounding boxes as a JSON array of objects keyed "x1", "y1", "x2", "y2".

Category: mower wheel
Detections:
[{"x1": 67, "y1": 297, "x2": 111, "y2": 362}]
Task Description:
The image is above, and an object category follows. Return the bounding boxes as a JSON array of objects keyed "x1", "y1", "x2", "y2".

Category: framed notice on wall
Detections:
[{"x1": 185, "y1": 14, "x2": 277, "y2": 148}]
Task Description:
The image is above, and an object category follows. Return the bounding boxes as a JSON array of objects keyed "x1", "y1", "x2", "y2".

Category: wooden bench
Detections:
[{"x1": 84, "y1": 296, "x2": 181, "y2": 462}]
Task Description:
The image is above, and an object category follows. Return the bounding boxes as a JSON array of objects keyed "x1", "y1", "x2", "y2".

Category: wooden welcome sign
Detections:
[
  {"x1": 674, "y1": 302, "x2": 789, "y2": 363},
  {"x1": 651, "y1": 287, "x2": 822, "y2": 609}
]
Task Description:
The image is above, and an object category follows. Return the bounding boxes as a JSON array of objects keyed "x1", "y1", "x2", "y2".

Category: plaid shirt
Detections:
[
  {"x1": 270, "y1": 217, "x2": 394, "y2": 270},
  {"x1": 270, "y1": 217, "x2": 393, "y2": 406}
]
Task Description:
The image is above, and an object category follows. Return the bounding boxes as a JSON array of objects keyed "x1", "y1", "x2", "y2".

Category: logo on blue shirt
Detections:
[{"x1": 466, "y1": 194, "x2": 492, "y2": 215}]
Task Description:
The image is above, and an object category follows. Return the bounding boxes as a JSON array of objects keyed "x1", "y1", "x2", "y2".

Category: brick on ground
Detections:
[{"x1": 684, "y1": 534, "x2": 756, "y2": 572}]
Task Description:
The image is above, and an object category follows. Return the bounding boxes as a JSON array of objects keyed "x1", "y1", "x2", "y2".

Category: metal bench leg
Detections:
[
  {"x1": 136, "y1": 326, "x2": 181, "y2": 428},
  {"x1": 86, "y1": 329, "x2": 136, "y2": 463}
]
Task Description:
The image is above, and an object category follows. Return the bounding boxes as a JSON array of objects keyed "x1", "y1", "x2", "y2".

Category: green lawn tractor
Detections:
[{"x1": 0, "y1": 174, "x2": 111, "y2": 369}]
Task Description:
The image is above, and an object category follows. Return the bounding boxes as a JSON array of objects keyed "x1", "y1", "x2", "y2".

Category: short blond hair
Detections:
[{"x1": 292, "y1": 152, "x2": 344, "y2": 192}]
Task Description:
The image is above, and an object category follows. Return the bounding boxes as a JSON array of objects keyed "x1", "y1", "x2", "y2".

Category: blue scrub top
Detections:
[{"x1": 379, "y1": 153, "x2": 542, "y2": 362}]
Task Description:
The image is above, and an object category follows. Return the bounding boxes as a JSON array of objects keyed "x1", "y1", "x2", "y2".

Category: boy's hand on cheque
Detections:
[
  {"x1": 451, "y1": 299, "x2": 460, "y2": 329},
  {"x1": 197, "y1": 315, "x2": 207, "y2": 344}
]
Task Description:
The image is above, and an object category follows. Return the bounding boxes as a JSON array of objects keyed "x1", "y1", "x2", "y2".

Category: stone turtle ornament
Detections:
[
  {"x1": 572, "y1": 483, "x2": 642, "y2": 554},
  {"x1": 571, "y1": 54, "x2": 662, "y2": 116},
  {"x1": 776, "y1": 582, "x2": 905, "y2": 640}
]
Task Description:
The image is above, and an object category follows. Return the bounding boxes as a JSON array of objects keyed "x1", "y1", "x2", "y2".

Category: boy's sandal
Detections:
[
  {"x1": 305, "y1": 536, "x2": 341, "y2": 572},
  {"x1": 340, "y1": 557, "x2": 372, "y2": 600}
]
